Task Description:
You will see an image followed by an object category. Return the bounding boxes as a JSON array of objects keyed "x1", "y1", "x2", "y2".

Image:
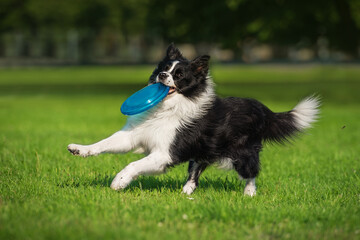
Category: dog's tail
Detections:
[{"x1": 264, "y1": 96, "x2": 321, "y2": 144}]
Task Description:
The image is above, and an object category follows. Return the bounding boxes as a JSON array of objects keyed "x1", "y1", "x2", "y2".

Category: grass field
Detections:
[{"x1": 0, "y1": 64, "x2": 359, "y2": 240}]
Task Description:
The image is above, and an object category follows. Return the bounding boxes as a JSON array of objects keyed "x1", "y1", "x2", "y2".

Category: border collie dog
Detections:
[{"x1": 68, "y1": 44, "x2": 320, "y2": 196}]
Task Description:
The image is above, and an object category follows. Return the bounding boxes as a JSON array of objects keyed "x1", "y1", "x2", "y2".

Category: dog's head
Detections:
[{"x1": 149, "y1": 44, "x2": 211, "y2": 99}]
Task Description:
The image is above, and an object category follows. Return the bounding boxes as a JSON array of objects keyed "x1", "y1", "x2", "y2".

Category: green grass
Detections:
[{"x1": 1, "y1": 65, "x2": 359, "y2": 240}]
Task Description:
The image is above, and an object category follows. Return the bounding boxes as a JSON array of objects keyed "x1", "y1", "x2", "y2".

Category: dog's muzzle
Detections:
[{"x1": 158, "y1": 72, "x2": 168, "y2": 81}]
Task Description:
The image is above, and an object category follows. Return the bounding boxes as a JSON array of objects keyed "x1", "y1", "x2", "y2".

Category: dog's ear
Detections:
[
  {"x1": 191, "y1": 55, "x2": 210, "y2": 75},
  {"x1": 166, "y1": 43, "x2": 183, "y2": 60}
]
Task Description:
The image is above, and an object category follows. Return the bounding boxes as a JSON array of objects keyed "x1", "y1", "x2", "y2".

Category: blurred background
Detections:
[{"x1": 0, "y1": 0, "x2": 359, "y2": 66}]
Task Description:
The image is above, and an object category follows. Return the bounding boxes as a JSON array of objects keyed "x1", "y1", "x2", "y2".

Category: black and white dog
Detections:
[{"x1": 68, "y1": 44, "x2": 320, "y2": 196}]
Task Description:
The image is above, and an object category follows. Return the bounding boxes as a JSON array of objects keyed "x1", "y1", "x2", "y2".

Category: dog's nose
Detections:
[{"x1": 158, "y1": 72, "x2": 167, "y2": 80}]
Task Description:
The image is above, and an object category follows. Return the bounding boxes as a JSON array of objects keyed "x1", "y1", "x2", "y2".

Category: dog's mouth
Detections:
[
  {"x1": 149, "y1": 82, "x2": 177, "y2": 97},
  {"x1": 168, "y1": 87, "x2": 176, "y2": 95}
]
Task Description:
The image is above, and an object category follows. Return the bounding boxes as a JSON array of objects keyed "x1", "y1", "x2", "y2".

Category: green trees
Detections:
[
  {"x1": 0, "y1": 0, "x2": 358, "y2": 61},
  {"x1": 146, "y1": 0, "x2": 359, "y2": 58}
]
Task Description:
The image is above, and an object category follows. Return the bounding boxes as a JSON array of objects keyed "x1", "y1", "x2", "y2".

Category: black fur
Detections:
[{"x1": 169, "y1": 97, "x2": 287, "y2": 179}]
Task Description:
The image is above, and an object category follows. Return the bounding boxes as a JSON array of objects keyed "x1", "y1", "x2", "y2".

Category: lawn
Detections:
[{"x1": 0, "y1": 64, "x2": 359, "y2": 240}]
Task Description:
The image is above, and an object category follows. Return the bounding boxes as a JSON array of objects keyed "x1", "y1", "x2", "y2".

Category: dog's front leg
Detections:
[
  {"x1": 68, "y1": 130, "x2": 135, "y2": 157},
  {"x1": 110, "y1": 152, "x2": 171, "y2": 190}
]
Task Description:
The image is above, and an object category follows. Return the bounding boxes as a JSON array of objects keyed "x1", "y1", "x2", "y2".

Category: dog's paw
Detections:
[
  {"x1": 67, "y1": 144, "x2": 94, "y2": 157},
  {"x1": 110, "y1": 172, "x2": 133, "y2": 191},
  {"x1": 182, "y1": 181, "x2": 197, "y2": 195},
  {"x1": 244, "y1": 185, "x2": 256, "y2": 197}
]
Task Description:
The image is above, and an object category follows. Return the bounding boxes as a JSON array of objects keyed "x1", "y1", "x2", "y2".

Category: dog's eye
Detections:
[{"x1": 176, "y1": 71, "x2": 183, "y2": 78}]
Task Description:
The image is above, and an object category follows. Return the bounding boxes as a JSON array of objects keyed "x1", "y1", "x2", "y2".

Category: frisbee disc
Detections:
[{"x1": 121, "y1": 83, "x2": 170, "y2": 115}]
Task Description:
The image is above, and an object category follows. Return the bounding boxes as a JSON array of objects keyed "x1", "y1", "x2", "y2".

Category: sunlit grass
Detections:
[{"x1": 0, "y1": 65, "x2": 359, "y2": 240}]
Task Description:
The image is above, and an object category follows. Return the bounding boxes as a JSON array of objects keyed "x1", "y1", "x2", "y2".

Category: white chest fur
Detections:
[{"x1": 126, "y1": 109, "x2": 182, "y2": 153}]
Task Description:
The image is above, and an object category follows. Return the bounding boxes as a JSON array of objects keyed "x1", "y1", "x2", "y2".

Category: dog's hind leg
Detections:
[
  {"x1": 182, "y1": 160, "x2": 208, "y2": 195},
  {"x1": 233, "y1": 148, "x2": 260, "y2": 197},
  {"x1": 243, "y1": 178, "x2": 256, "y2": 197},
  {"x1": 68, "y1": 130, "x2": 135, "y2": 157},
  {"x1": 110, "y1": 152, "x2": 171, "y2": 190}
]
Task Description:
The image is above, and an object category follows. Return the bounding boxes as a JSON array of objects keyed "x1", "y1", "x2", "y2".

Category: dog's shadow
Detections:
[{"x1": 86, "y1": 175, "x2": 243, "y2": 193}]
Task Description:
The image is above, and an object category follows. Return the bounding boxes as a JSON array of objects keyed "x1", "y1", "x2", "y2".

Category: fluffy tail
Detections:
[{"x1": 264, "y1": 96, "x2": 321, "y2": 143}]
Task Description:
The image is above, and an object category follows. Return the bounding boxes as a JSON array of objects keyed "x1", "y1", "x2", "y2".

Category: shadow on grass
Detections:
[{"x1": 58, "y1": 174, "x2": 243, "y2": 193}]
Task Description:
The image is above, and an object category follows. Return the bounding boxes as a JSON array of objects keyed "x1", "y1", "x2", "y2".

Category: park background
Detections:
[
  {"x1": 0, "y1": 0, "x2": 360, "y2": 65},
  {"x1": 0, "y1": 0, "x2": 359, "y2": 239}
]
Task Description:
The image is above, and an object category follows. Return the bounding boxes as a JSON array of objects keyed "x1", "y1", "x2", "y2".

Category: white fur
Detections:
[
  {"x1": 244, "y1": 178, "x2": 256, "y2": 197},
  {"x1": 182, "y1": 161, "x2": 199, "y2": 194},
  {"x1": 292, "y1": 96, "x2": 320, "y2": 129},
  {"x1": 183, "y1": 180, "x2": 197, "y2": 195},
  {"x1": 168, "y1": 60, "x2": 179, "y2": 72},
  {"x1": 110, "y1": 152, "x2": 170, "y2": 190},
  {"x1": 217, "y1": 158, "x2": 234, "y2": 170},
  {"x1": 68, "y1": 77, "x2": 216, "y2": 190},
  {"x1": 155, "y1": 61, "x2": 179, "y2": 87}
]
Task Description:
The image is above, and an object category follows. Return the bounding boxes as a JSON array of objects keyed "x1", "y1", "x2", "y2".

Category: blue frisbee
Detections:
[{"x1": 121, "y1": 83, "x2": 170, "y2": 115}]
